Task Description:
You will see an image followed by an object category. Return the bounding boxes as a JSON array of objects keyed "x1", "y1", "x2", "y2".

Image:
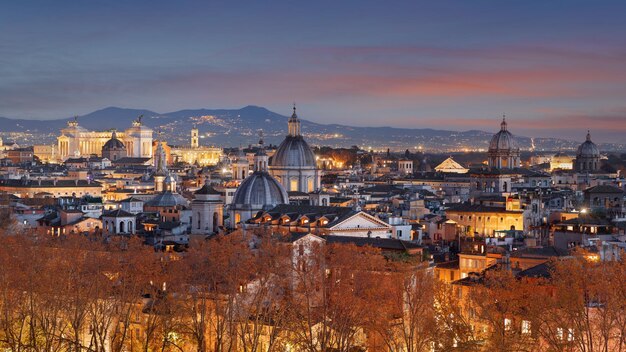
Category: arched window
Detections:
[{"x1": 119, "y1": 221, "x2": 125, "y2": 233}]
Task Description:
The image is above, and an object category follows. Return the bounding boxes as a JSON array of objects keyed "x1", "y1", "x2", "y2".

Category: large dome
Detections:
[
  {"x1": 103, "y1": 131, "x2": 126, "y2": 150},
  {"x1": 231, "y1": 171, "x2": 288, "y2": 211},
  {"x1": 577, "y1": 131, "x2": 600, "y2": 157},
  {"x1": 488, "y1": 119, "x2": 518, "y2": 152},
  {"x1": 270, "y1": 135, "x2": 316, "y2": 168}
]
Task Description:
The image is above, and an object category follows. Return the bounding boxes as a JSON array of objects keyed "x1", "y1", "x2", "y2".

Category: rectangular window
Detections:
[
  {"x1": 290, "y1": 179, "x2": 298, "y2": 191},
  {"x1": 567, "y1": 328, "x2": 574, "y2": 342},
  {"x1": 521, "y1": 320, "x2": 531, "y2": 334},
  {"x1": 504, "y1": 318, "x2": 512, "y2": 331}
]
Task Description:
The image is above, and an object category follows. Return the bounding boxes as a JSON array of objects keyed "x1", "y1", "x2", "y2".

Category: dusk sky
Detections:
[{"x1": 2, "y1": 0, "x2": 626, "y2": 142}]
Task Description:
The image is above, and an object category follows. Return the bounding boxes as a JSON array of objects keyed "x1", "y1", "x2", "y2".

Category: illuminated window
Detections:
[
  {"x1": 504, "y1": 318, "x2": 512, "y2": 331},
  {"x1": 290, "y1": 179, "x2": 298, "y2": 191},
  {"x1": 521, "y1": 320, "x2": 531, "y2": 334}
]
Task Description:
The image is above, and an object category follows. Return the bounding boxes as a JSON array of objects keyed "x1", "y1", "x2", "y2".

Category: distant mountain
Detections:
[{"x1": 0, "y1": 106, "x2": 623, "y2": 151}]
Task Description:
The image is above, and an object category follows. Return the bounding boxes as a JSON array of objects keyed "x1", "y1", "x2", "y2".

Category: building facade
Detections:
[
  {"x1": 57, "y1": 116, "x2": 153, "y2": 160},
  {"x1": 170, "y1": 128, "x2": 223, "y2": 166}
]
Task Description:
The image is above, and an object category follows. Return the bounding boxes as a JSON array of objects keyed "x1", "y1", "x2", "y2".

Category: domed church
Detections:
[
  {"x1": 574, "y1": 131, "x2": 600, "y2": 172},
  {"x1": 487, "y1": 117, "x2": 520, "y2": 169},
  {"x1": 230, "y1": 141, "x2": 289, "y2": 226},
  {"x1": 269, "y1": 105, "x2": 321, "y2": 192},
  {"x1": 102, "y1": 130, "x2": 127, "y2": 161}
]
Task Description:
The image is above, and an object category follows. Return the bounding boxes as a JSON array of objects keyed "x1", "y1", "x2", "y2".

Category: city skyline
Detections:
[{"x1": 2, "y1": 0, "x2": 626, "y2": 143}]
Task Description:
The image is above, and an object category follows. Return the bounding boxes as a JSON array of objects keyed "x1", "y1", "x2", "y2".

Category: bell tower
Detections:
[{"x1": 191, "y1": 125, "x2": 199, "y2": 148}]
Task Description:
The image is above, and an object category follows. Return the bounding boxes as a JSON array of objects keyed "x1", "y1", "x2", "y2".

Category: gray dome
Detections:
[
  {"x1": 103, "y1": 131, "x2": 126, "y2": 150},
  {"x1": 146, "y1": 191, "x2": 188, "y2": 207},
  {"x1": 488, "y1": 119, "x2": 518, "y2": 152},
  {"x1": 577, "y1": 132, "x2": 600, "y2": 157},
  {"x1": 270, "y1": 136, "x2": 316, "y2": 168},
  {"x1": 231, "y1": 171, "x2": 288, "y2": 210}
]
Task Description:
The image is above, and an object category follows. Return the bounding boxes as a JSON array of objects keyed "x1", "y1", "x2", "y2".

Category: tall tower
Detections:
[
  {"x1": 191, "y1": 125, "x2": 199, "y2": 148},
  {"x1": 154, "y1": 136, "x2": 168, "y2": 193}
]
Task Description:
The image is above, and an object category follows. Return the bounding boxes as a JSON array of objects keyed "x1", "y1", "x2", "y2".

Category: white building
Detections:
[
  {"x1": 191, "y1": 182, "x2": 224, "y2": 235},
  {"x1": 57, "y1": 116, "x2": 153, "y2": 161},
  {"x1": 102, "y1": 209, "x2": 136, "y2": 235}
]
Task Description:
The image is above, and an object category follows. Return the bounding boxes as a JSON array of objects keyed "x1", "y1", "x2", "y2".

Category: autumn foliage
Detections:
[{"x1": 0, "y1": 230, "x2": 623, "y2": 352}]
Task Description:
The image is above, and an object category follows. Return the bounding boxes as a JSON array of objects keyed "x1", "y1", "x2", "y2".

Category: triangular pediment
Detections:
[
  {"x1": 330, "y1": 212, "x2": 390, "y2": 230},
  {"x1": 435, "y1": 157, "x2": 468, "y2": 173}
]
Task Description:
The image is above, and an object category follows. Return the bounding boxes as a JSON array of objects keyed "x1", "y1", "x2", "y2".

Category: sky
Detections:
[{"x1": 1, "y1": 0, "x2": 626, "y2": 142}]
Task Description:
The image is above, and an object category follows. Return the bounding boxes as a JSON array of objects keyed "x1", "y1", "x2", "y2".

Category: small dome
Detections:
[
  {"x1": 146, "y1": 191, "x2": 188, "y2": 207},
  {"x1": 231, "y1": 171, "x2": 288, "y2": 211},
  {"x1": 103, "y1": 131, "x2": 126, "y2": 150},
  {"x1": 270, "y1": 136, "x2": 316, "y2": 168},
  {"x1": 488, "y1": 118, "x2": 518, "y2": 152},
  {"x1": 577, "y1": 131, "x2": 600, "y2": 157}
]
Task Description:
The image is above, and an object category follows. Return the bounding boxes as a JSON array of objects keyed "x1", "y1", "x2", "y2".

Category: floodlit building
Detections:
[
  {"x1": 57, "y1": 116, "x2": 153, "y2": 160},
  {"x1": 487, "y1": 117, "x2": 520, "y2": 169},
  {"x1": 435, "y1": 157, "x2": 469, "y2": 174},
  {"x1": 170, "y1": 127, "x2": 223, "y2": 166},
  {"x1": 269, "y1": 106, "x2": 321, "y2": 192}
]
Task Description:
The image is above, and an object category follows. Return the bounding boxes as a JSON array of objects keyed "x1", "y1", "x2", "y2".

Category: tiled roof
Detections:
[
  {"x1": 0, "y1": 179, "x2": 101, "y2": 188},
  {"x1": 258, "y1": 204, "x2": 356, "y2": 227},
  {"x1": 324, "y1": 235, "x2": 422, "y2": 251},
  {"x1": 510, "y1": 246, "x2": 569, "y2": 258},
  {"x1": 584, "y1": 185, "x2": 624, "y2": 194},
  {"x1": 103, "y1": 209, "x2": 135, "y2": 217},
  {"x1": 517, "y1": 262, "x2": 554, "y2": 279},
  {"x1": 445, "y1": 203, "x2": 520, "y2": 213}
]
